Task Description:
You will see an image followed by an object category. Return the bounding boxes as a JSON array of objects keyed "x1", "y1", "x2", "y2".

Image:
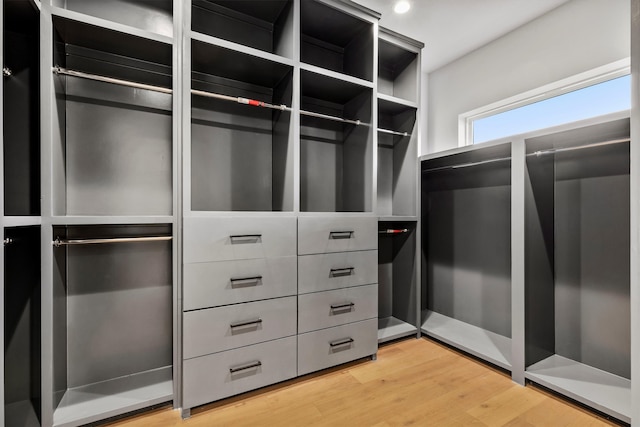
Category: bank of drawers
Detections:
[
  {"x1": 297, "y1": 216, "x2": 378, "y2": 374},
  {"x1": 183, "y1": 217, "x2": 298, "y2": 409}
]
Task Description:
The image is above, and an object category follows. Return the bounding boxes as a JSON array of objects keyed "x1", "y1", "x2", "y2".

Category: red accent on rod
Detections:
[{"x1": 248, "y1": 99, "x2": 262, "y2": 106}]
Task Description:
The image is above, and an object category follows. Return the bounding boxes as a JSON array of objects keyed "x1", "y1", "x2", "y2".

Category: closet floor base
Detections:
[
  {"x1": 53, "y1": 366, "x2": 172, "y2": 427},
  {"x1": 421, "y1": 310, "x2": 512, "y2": 371},
  {"x1": 526, "y1": 355, "x2": 630, "y2": 423},
  {"x1": 378, "y1": 316, "x2": 417, "y2": 343},
  {"x1": 5, "y1": 399, "x2": 40, "y2": 427}
]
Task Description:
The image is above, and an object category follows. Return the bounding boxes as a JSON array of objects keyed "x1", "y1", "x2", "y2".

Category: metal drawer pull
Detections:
[
  {"x1": 329, "y1": 230, "x2": 353, "y2": 239},
  {"x1": 229, "y1": 361, "x2": 262, "y2": 373},
  {"x1": 230, "y1": 234, "x2": 262, "y2": 243},
  {"x1": 230, "y1": 276, "x2": 262, "y2": 286},
  {"x1": 330, "y1": 267, "x2": 354, "y2": 277},
  {"x1": 330, "y1": 338, "x2": 354, "y2": 347},
  {"x1": 330, "y1": 302, "x2": 355, "y2": 310},
  {"x1": 230, "y1": 318, "x2": 263, "y2": 328}
]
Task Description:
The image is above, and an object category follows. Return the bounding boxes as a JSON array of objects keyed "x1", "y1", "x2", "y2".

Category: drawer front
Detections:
[
  {"x1": 184, "y1": 296, "x2": 297, "y2": 359},
  {"x1": 298, "y1": 250, "x2": 377, "y2": 294},
  {"x1": 184, "y1": 256, "x2": 297, "y2": 310},
  {"x1": 298, "y1": 284, "x2": 378, "y2": 333},
  {"x1": 184, "y1": 217, "x2": 296, "y2": 263},
  {"x1": 297, "y1": 319, "x2": 378, "y2": 376},
  {"x1": 297, "y1": 217, "x2": 377, "y2": 255},
  {"x1": 183, "y1": 336, "x2": 297, "y2": 409}
]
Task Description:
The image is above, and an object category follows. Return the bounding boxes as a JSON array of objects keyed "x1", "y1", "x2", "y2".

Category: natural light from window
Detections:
[{"x1": 472, "y1": 74, "x2": 631, "y2": 144}]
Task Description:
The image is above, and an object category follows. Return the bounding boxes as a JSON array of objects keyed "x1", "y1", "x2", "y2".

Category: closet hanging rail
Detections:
[
  {"x1": 378, "y1": 128, "x2": 409, "y2": 137},
  {"x1": 299, "y1": 109, "x2": 365, "y2": 126},
  {"x1": 422, "y1": 156, "x2": 510, "y2": 174},
  {"x1": 53, "y1": 66, "x2": 293, "y2": 112},
  {"x1": 3, "y1": 67, "x2": 12, "y2": 77},
  {"x1": 379, "y1": 228, "x2": 409, "y2": 234},
  {"x1": 528, "y1": 137, "x2": 630, "y2": 157},
  {"x1": 53, "y1": 236, "x2": 172, "y2": 247},
  {"x1": 53, "y1": 66, "x2": 172, "y2": 94}
]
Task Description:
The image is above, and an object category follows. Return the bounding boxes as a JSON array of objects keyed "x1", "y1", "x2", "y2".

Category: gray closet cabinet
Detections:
[
  {"x1": 419, "y1": 111, "x2": 633, "y2": 423},
  {"x1": 376, "y1": 29, "x2": 423, "y2": 344},
  {"x1": 0, "y1": 0, "x2": 423, "y2": 425}
]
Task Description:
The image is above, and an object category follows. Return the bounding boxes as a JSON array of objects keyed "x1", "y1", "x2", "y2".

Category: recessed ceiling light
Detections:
[{"x1": 394, "y1": 0, "x2": 410, "y2": 14}]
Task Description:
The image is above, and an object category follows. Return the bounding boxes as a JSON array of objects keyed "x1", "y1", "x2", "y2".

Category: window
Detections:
[{"x1": 472, "y1": 74, "x2": 630, "y2": 144}]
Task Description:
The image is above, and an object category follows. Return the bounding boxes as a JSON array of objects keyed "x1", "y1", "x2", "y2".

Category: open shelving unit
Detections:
[
  {"x1": 299, "y1": 70, "x2": 373, "y2": 213},
  {"x1": 191, "y1": 0, "x2": 293, "y2": 59},
  {"x1": 189, "y1": 40, "x2": 294, "y2": 212},
  {"x1": 524, "y1": 115, "x2": 631, "y2": 423},
  {"x1": 420, "y1": 142, "x2": 513, "y2": 371}
]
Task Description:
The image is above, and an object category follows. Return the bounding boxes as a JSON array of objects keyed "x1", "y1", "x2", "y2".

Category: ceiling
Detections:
[{"x1": 354, "y1": 0, "x2": 571, "y2": 73}]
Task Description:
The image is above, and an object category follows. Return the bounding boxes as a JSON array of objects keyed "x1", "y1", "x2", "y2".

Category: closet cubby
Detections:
[
  {"x1": 191, "y1": 0, "x2": 293, "y2": 59},
  {"x1": 50, "y1": 0, "x2": 173, "y2": 38},
  {"x1": 299, "y1": 70, "x2": 373, "y2": 212},
  {"x1": 190, "y1": 40, "x2": 294, "y2": 212},
  {"x1": 378, "y1": 222, "x2": 417, "y2": 342},
  {"x1": 4, "y1": 226, "x2": 41, "y2": 427},
  {"x1": 377, "y1": 99, "x2": 417, "y2": 217},
  {"x1": 524, "y1": 117, "x2": 631, "y2": 422},
  {"x1": 378, "y1": 37, "x2": 418, "y2": 103},
  {"x1": 3, "y1": 0, "x2": 40, "y2": 217},
  {"x1": 51, "y1": 224, "x2": 173, "y2": 426},
  {"x1": 421, "y1": 143, "x2": 512, "y2": 371},
  {"x1": 300, "y1": 0, "x2": 373, "y2": 82},
  {"x1": 51, "y1": 17, "x2": 173, "y2": 217}
]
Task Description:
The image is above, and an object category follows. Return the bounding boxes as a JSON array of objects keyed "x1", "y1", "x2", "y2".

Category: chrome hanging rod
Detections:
[
  {"x1": 527, "y1": 137, "x2": 630, "y2": 157},
  {"x1": 3, "y1": 238, "x2": 13, "y2": 246},
  {"x1": 53, "y1": 236, "x2": 172, "y2": 247},
  {"x1": 53, "y1": 66, "x2": 172, "y2": 94},
  {"x1": 53, "y1": 66, "x2": 293, "y2": 112},
  {"x1": 299, "y1": 109, "x2": 366, "y2": 126},
  {"x1": 422, "y1": 156, "x2": 511, "y2": 174},
  {"x1": 378, "y1": 128, "x2": 410, "y2": 137},
  {"x1": 3, "y1": 67, "x2": 12, "y2": 77}
]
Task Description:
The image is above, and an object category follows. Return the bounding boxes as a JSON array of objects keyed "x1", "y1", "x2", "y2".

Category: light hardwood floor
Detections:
[{"x1": 104, "y1": 338, "x2": 623, "y2": 426}]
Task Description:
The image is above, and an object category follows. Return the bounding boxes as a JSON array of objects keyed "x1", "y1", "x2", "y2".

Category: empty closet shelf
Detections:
[
  {"x1": 53, "y1": 236, "x2": 172, "y2": 247},
  {"x1": 53, "y1": 67, "x2": 294, "y2": 112},
  {"x1": 300, "y1": 109, "x2": 367, "y2": 126},
  {"x1": 378, "y1": 317, "x2": 417, "y2": 343}
]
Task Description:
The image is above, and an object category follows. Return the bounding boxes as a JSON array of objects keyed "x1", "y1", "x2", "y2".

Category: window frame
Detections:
[{"x1": 458, "y1": 58, "x2": 631, "y2": 147}]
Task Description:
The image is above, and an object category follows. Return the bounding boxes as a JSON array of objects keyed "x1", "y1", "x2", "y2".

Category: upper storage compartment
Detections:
[
  {"x1": 192, "y1": 0, "x2": 294, "y2": 59},
  {"x1": 378, "y1": 37, "x2": 418, "y2": 103},
  {"x1": 299, "y1": 70, "x2": 373, "y2": 212},
  {"x1": 51, "y1": 0, "x2": 174, "y2": 38},
  {"x1": 190, "y1": 40, "x2": 294, "y2": 212},
  {"x1": 51, "y1": 17, "x2": 173, "y2": 217},
  {"x1": 3, "y1": 0, "x2": 40, "y2": 216},
  {"x1": 300, "y1": 0, "x2": 373, "y2": 82}
]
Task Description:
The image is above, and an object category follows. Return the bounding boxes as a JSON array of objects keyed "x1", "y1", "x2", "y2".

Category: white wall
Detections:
[{"x1": 426, "y1": 0, "x2": 630, "y2": 154}]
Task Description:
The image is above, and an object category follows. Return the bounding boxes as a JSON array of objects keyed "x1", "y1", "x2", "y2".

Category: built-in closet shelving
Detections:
[
  {"x1": 420, "y1": 142, "x2": 513, "y2": 371},
  {"x1": 38, "y1": 1, "x2": 180, "y2": 426},
  {"x1": 2, "y1": 1, "x2": 41, "y2": 426},
  {"x1": 375, "y1": 29, "x2": 422, "y2": 343},
  {"x1": 523, "y1": 114, "x2": 631, "y2": 423}
]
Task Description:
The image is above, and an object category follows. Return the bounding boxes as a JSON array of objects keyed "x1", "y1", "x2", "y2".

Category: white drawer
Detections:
[
  {"x1": 183, "y1": 336, "x2": 297, "y2": 409},
  {"x1": 297, "y1": 319, "x2": 378, "y2": 376},
  {"x1": 298, "y1": 284, "x2": 377, "y2": 333},
  {"x1": 184, "y1": 256, "x2": 297, "y2": 310},
  {"x1": 183, "y1": 296, "x2": 297, "y2": 359},
  {"x1": 297, "y1": 216, "x2": 377, "y2": 255},
  {"x1": 184, "y1": 216, "x2": 296, "y2": 263},
  {"x1": 298, "y1": 250, "x2": 377, "y2": 294}
]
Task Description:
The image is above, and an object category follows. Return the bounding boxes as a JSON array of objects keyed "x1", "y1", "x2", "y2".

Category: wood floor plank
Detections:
[{"x1": 103, "y1": 338, "x2": 623, "y2": 427}]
